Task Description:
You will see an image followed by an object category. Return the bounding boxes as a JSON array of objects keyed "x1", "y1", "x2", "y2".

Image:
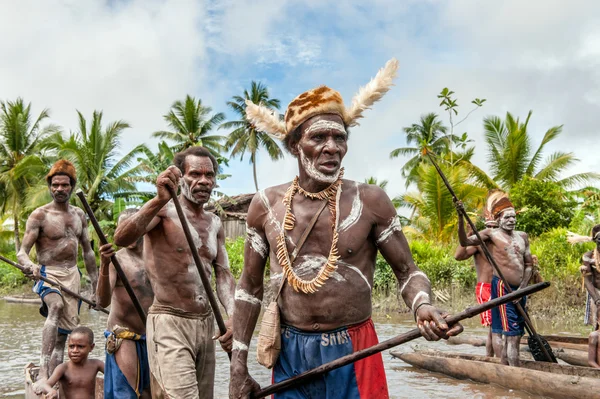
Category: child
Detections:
[
  {"x1": 40, "y1": 326, "x2": 104, "y2": 398},
  {"x1": 589, "y1": 325, "x2": 600, "y2": 369}
]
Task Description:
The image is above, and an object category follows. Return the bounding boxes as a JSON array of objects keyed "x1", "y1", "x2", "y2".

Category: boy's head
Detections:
[{"x1": 68, "y1": 326, "x2": 95, "y2": 364}]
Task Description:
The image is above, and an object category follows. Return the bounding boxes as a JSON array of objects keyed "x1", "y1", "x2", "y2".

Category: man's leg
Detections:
[
  {"x1": 33, "y1": 292, "x2": 64, "y2": 392},
  {"x1": 195, "y1": 316, "x2": 215, "y2": 399},
  {"x1": 506, "y1": 335, "x2": 522, "y2": 367},
  {"x1": 486, "y1": 327, "x2": 494, "y2": 357},
  {"x1": 494, "y1": 334, "x2": 507, "y2": 365},
  {"x1": 115, "y1": 340, "x2": 141, "y2": 395},
  {"x1": 49, "y1": 332, "x2": 67, "y2": 375}
]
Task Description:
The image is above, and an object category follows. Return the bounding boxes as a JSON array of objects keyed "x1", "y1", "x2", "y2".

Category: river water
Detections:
[{"x1": 0, "y1": 299, "x2": 556, "y2": 398}]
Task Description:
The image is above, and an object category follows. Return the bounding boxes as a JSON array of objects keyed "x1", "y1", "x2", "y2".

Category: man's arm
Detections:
[
  {"x1": 229, "y1": 195, "x2": 269, "y2": 397},
  {"x1": 371, "y1": 186, "x2": 462, "y2": 341},
  {"x1": 454, "y1": 245, "x2": 478, "y2": 261},
  {"x1": 17, "y1": 210, "x2": 43, "y2": 276},
  {"x1": 114, "y1": 166, "x2": 180, "y2": 247},
  {"x1": 213, "y1": 220, "x2": 236, "y2": 352},
  {"x1": 456, "y1": 207, "x2": 491, "y2": 247},
  {"x1": 78, "y1": 210, "x2": 98, "y2": 294},
  {"x1": 96, "y1": 244, "x2": 117, "y2": 308},
  {"x1": 518, "y1": 233, "x2": 533, "y2": 290},
  {"x1": 582, "y1": 252, "x2": 599, "y2": 303}
]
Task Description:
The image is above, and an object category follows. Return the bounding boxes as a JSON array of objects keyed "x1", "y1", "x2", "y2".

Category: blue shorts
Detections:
[
  {"x1": 273, "y1": 319, "x2": 389, "y2": 399},
  {"x1": 104, "y1": 331, "x2": 150, "y2": 398},
  {"x1": 491, "y1": 276, "x2": 526, "y2": 336}
]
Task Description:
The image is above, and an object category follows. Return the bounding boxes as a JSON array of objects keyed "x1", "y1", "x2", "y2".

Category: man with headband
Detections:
[
  {"x1": 456, "y1": 194, "x2": 533, "y2": 367},
  {"x1": 114, "y1": 146, "x2": 236, "y2": 398},
  {"x1": 18, "y1": 160, "x2": 98, "y2": 391},
  {"x1": 229, "y1": 58, "x2": 462, "y2": 398}
]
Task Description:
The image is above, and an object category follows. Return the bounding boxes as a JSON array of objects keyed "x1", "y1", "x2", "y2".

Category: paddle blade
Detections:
[{"x1": 528, "y1": 335, "x2": 557, "y2": 363}]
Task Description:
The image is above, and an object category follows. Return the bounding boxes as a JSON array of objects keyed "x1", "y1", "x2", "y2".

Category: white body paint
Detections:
[
  {"x1": 399, "y1": 271, "x2": 430, "y2": 295},
  {"x1": 271, "y1": 255, "x2": 346, "y2": 283},
  {"x1": 337, "y1": 260, "x2": 371, "y2": 289},
  {"x1": 411, "y1": 291, "x2": 430, "y2": 312},
  {"x1": 305, "y1": 119, "x2": 346, "y2": 135},
  {"x1": 376, "y1": 217, "x2": 402, "y2": 245},
  {"x1": 180, "y1": 179, "x2": 202, "y2": 204},
  {"x1": 299, "y1": 148, "x2": 340, "y2": 184},
  {"x1": 583, "y1": 254, "x2": 594, "y2": 263},
  {"x1": 339, "y1": 183, "x2": 363, "y2": 232},
  {"x1": 232, "y1": 339, "x2": 249, "y2": 352},
  {"x1": 246, "y1": 225, "x2": 268, "y2": 258},
  {"x1": 491, "y1": 229, "x2": 526, "y2": 267},
  {"x1": 235, "y1": 288, "x2": 262, "y2": 306}
]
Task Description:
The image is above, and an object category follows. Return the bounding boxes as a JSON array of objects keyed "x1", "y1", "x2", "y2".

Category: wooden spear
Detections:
[
  {"x1": 76, "y1": 190, "x2": 146, "y2": 324},
  {"x1": 0, "y1": 255, "x2": 109, "y2": 314},
  {"x1": 253, "y1": 281, "x2": 550, "y2": 398}
]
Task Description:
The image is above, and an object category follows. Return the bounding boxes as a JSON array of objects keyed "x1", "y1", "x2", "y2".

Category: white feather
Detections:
[
  {"x1": 345, "y1": 58, "x2": 399, "y2": 127},
  {"x1": 245, "y1": 100, "x2": 286, "y2": 139}
]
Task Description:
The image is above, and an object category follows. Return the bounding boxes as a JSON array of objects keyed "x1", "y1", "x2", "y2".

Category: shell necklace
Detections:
[{"x1": 276, "y1": 169, "x2": 344, "y2": 294}]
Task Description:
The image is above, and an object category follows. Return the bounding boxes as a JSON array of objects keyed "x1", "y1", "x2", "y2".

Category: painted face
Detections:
[
  {"x1": 179, "y1": 155, "x2": 215, "y2": 205},
  {"x1": 67, "y1": 333, "x2": 93, "y2": 364},
  {"x1": 498, "y1": 209, "x2": 517, "y2": 231},
  {"x1": 295, "y1": 114, "x2": 347, "y2": 184},
  {"x1": 50, "y1": 175, "x2": 73, "y2": 203}
]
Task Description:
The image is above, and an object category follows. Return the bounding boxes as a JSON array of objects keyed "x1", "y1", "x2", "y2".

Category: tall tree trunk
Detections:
[{"x1": 252, "y1": 153, "x2": 259, "y2": 192}]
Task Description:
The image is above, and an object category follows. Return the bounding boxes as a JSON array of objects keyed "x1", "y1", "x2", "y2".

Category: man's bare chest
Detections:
[
  {"x1": 40, "y1": 213, "x2": 82, "y2": 241},
  {"x1": 161, "y1": 214, "x2": 219, "y2": 260},
  {"x1": 491, "y1": 231, "x2": 525, "y2": 257}
]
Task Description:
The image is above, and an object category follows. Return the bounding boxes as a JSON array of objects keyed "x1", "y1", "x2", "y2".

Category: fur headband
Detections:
[
  {"x1": 245, "y1": 58, "x2": 400, "y2": 139},
  {"x1": 46, "y1": 159, "x2": 77, "y2": 184}
]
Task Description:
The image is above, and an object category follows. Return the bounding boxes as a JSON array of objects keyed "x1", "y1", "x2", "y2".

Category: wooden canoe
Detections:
[
  {"x1": 554, "y1": 348, "x2": 590, "y2": 368},
  {"x1": 25, "y1": 363, "x2": 104, "y2": 399},
  {"x1": 447, "y1": 334, "x2": 588, "y2": 351},
  {"x1": 391, "y1": 350, "x2": 600, "y2": 399}
]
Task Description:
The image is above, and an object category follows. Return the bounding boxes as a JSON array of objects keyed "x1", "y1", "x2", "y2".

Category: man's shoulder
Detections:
[
  {"x1": 253, "y1": 183, "x2": 292, "y2": 207},
  {"x1": 348, "y1": 180, "x2": 386, "y2": 199},
  {"x1": 583, "y1": 250, "x2": 595, "y2": 263},
  {"x1": 68, "y1": 205, "x2": 85, "y2": 217}
]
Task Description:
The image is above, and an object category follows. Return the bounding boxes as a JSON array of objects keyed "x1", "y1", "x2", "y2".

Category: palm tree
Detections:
[
  {"x1": 153, "y1": 95, "x2": 226, "y2": 157},
  {"x1": 45, "y1": 111, "x2": 146, "y2": 219},
  {"x1": 221, "y1": 81, "x2": 283, "y2": 191},
  {"x1": 136, "y1": 141, "x2": 175, "y2": 184},
  {"x1": 479, "y1": 111, "x2": 598, "y2": 190},
  {"x1": 390, "y1": 113, "x2": 454, "y2": 188},
  {"x1": 0, "y1": 98, "x2": 60, "y2": 251}
]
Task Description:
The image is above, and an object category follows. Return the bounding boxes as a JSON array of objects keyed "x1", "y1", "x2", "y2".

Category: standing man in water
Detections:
[
  {"x1": 229, "y1": 58, "x2": 462, "y2": 399},
  {"x1": 97, "y1": 208, "x2": 154, "y2": 398},
  {"x1": 114, "y1": 146, "x2": 236, "y2": 398},
  {"x1": 581, "y1": 224, "x2": 600, "y2": 330},
  {"x1": 18, "y1": 160, "x2": 98, "y2": 391},
  {"x1": 456, "y1": 195, "x2": 533, "y2": 367}
]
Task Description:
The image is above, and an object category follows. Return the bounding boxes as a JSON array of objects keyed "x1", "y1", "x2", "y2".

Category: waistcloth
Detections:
[
  {"x1": 491, "y1": 276, "x2": 526, "y2": 336},
  {"x1": 32, "y1": 264, "x2": 81, "y2": 334},
  {"x1": 273, "y1": 318, "x2": 389, "y2": 399},
  {"x1": 104, "y1": 327, "x2": 150, "y2": 398},
  {"x1": 147, "y1": 305, "x2": 215, "y2": 399},
  {"x1": 475, "y1": 282, "x2": 492, "y2": 327}
]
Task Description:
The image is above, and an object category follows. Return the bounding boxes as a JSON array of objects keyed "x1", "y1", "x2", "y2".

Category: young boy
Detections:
[
  {"x1": 589, "y1": 326, "x2": 600, "y2": 369},
  {"x1": 40, "y1": 326, "x2": 104, "y2": 398}
]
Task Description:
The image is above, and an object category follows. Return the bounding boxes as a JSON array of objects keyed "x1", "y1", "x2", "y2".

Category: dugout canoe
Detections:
[
  {"x1": 25, "y1": 363, "x2": 104, "y2": 399},
  {"x1": 447, "y1": 334, "x2": 587, "y2": 351},
  {"x1": 554, "y1": 347, "x2": 590, "y2": 368},
  {"x1": 3, "y1": 296, "x2": 41, "y2": 304},
  {"x1": 391, "y1": 350, "x2": 600, "y2": 399}
]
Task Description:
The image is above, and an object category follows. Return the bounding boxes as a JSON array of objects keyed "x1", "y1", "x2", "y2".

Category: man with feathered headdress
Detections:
[
  {"x1": 229, "y1": 59, "x2": 462, "y2": 398},
  {"x1": 18, "y1": 160, "x2": 98, "y2": 391},
  {"x1": 456, "y1": 192, "x2": 533, "y2": 367}
]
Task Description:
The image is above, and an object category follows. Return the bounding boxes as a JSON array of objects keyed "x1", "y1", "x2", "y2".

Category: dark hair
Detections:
[
  {"x1": 48, "y1": 173, "x2": 76, "y2": 188},
  {"x1": 282, "y1": 119, "x2": 350, "y2": 156},
  {"x1": 592, "y1": 224, "x2": 600, "y2": 238},
  {"x1": 71, "y1": 326, "x2": 94, "y2": 344},
  {"x1": 173, "y1": 146, "x2": 218, "y2": 174}
]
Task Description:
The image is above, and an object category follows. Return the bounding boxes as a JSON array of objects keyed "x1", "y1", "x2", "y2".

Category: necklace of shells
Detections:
[{"x1": 276, "y1": 169, "x2": 344, "y2": 294}]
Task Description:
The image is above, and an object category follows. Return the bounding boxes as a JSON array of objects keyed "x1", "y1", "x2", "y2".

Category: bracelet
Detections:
[{"x1": 413, "y1": 302, "x2": 432, "y2": 321}]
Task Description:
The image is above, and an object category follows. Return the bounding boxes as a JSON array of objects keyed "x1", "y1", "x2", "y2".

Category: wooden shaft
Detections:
[
  {"x1": 167, "y1": 188, "x2": 231, "y2": 360},
  {"x1": 0, "y1": 255, "x2": 109, "y2": 314},
  {"x1": 254, "y1": 282, "x2": 550, "y2": 398},
  {"x1": 426, "y1": 153, "x2": 555, "y2": 363},
  {"x1": 76, "y1": 190, "x2": 146, "y2": 323}
]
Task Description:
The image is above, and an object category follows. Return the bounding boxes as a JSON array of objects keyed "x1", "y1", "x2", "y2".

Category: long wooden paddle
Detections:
[
  {"x1": 426, "y1": 153, "x2": 556, "y2": 363},
  {"x1": 76, "y1": 190, "x2": 146, "y2": 324},
  {"x1": 0, "y1": 255, "x2": 109, "y2": 314},
  {"x1": 253, "y1": 281, "x2": 550, "y2": 398},
  {"x1": 167, "y1": 187, "x2": 231, "y2": 360}
]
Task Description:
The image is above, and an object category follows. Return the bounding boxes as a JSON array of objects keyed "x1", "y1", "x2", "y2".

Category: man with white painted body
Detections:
[
  {"x1": 454, "y1": 225, "x2": 496, "y2": 357},
  {"x1": 114, "y1": 146, "x2": 236, "y2": 399},
  {"x1": 581, "y1": 224, "x2": 600, "y2": 329},
  {"x1": 17, "y1": 160, "x2": 98, "y2": 391},
  {"x1": 230, "y1": 61, "x2": 462, "y2": 398},
  {"x1": 456, "y1": 198, "x2": 533, "y2": 367}
]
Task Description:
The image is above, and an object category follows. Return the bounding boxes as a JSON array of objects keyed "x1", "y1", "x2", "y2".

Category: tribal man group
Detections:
[{"x1": 19, "y1": 55, "x2": 584, "y2": 399}]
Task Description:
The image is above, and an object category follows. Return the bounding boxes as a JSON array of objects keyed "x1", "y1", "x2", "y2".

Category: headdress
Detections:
[
  {"x1": 484, "y1": 189, "x2": 514, "y2": 224},
  {"x1": 46, "y1": 159, "x2": 77, "y2": 184},
  {"x1": 245, "y1": 58, "x2": 400, "y2": 139}
]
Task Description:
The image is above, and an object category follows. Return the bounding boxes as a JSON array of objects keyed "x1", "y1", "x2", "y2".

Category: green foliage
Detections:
[
  {"x1": 510, "y1": 177, "x2": 575, "y2": 236},
  {"x1": 531, "y1": 227, "x2": 593, "y2": 280},
  {"x1": 225, "y1": 236, "x2": 245, "y2": 279}
]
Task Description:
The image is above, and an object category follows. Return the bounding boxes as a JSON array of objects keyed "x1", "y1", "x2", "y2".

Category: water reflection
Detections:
[{"x1": 0, "y1": 300, "x2": 539, "y2": 398}]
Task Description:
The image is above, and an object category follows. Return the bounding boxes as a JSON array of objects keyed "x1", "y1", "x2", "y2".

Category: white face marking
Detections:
[
  {"x1": 377, "y1": 217, "x2": 402, "y2": 245},
  {"x1": 234, "y1": 288, "x2": 261, "y2": 306},
  {"x1": 180, "y1": 179, "x2": 201, "y2": 204},
  {"x1": 399, "y1": 271, "x2": 430, "y2": 295},
  {"x1": 411, "y1": 291, "x2": 430, "y2": 312},
  {"x1": 339, "y1": 182, "x2": 363, "y2": 232},
  {"x1": 299, "y1": 148, "x2": 340, "y2": 184},
  {"x1": 232, "y1": 339, "x2": 249, "y2": 352},
  {"x1": 498, "y1": 208, "x2": 516, "y2": 231},
  {"x1": 246, "y1": 225, "x2": 268, "y2": 258},
  {"x1": 305, "y1": 120, "x2": 346, "y2": 135}
]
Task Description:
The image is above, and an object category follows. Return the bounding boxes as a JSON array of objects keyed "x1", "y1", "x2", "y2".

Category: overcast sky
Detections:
[{"x1": 1, "y1": 0, "x2": 599, "y2": 202}]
